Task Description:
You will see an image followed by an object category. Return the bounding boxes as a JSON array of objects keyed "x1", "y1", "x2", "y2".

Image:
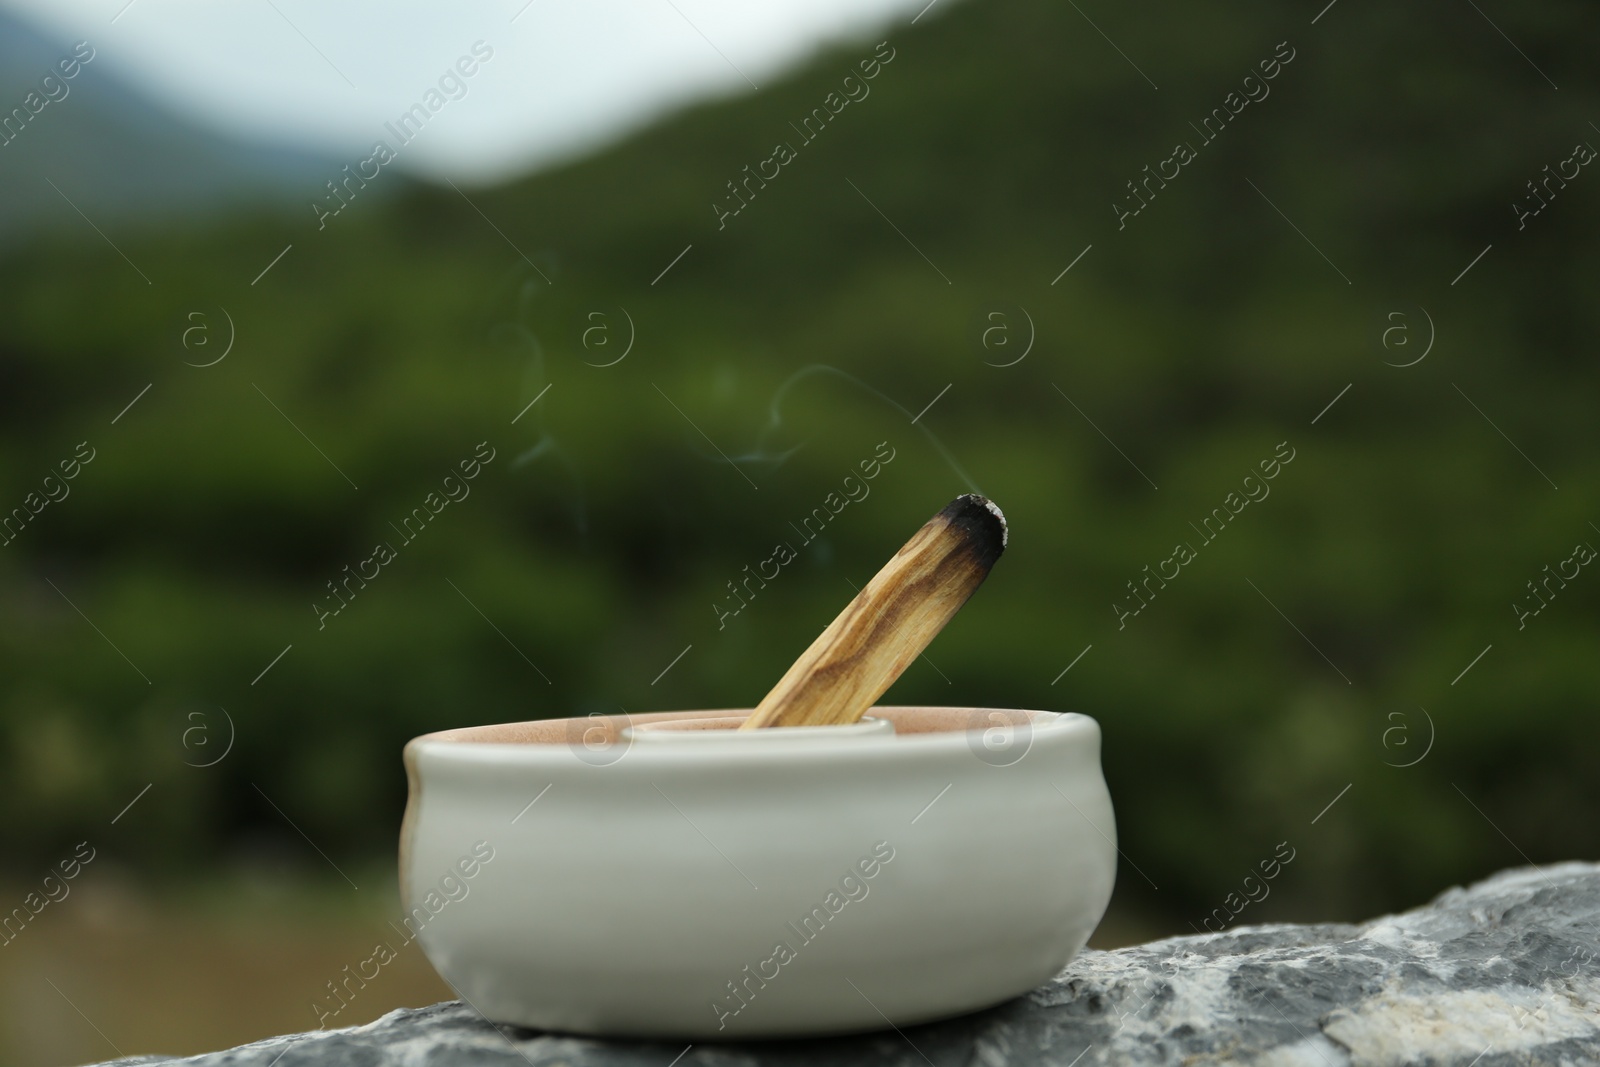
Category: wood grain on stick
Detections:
[{"x1": 740, "y1": 494, "x2": 1007, "y2": 729}]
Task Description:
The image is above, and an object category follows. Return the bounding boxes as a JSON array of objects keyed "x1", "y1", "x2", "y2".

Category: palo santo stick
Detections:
[{"x1": 740, "y1": 494, "x2": 1007, "y2": 729}]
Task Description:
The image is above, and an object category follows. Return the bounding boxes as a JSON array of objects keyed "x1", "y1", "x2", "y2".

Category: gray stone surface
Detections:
[{"x1": 99, "y1": 863, "x2": 1600, "y2": 1067}]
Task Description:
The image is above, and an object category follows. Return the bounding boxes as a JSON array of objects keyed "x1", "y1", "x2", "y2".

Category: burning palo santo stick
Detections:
[{"x1": 740, "y1": 494, "x2": 1007, "y2": 730}]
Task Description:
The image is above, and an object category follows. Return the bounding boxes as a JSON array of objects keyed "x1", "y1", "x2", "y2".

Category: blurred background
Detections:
[{"x1": 2, "y1": 0, "x2": 1597, "y2": 1062}]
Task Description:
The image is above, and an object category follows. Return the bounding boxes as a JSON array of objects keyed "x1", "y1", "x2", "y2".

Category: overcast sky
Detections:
[{"x1": 1, "y1": 0, "x2": 930, "y2": 183}]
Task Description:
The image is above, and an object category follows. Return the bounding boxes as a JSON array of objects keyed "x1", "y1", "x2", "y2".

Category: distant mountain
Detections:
[{"x1": 0, "y1": 10, "x2": 341, "y2": 238}]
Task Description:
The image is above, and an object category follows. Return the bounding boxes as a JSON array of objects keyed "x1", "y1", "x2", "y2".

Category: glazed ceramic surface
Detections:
[{"x1": 400, "y1": 706, "x2": 1116, "y2": 1039}]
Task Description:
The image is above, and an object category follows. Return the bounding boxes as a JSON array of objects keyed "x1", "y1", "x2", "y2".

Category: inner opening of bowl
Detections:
[
  {"x1": 420, "y1": 707, "x2": 1044, "y2": 746},
  {"x1": 621, "y1": 715, "x2": 894, "y2": 742}
]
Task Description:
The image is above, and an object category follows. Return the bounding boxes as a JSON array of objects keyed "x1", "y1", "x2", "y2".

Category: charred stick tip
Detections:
[{"x1": 936, "y1": 494, "x2": 1008, "y2": 569}]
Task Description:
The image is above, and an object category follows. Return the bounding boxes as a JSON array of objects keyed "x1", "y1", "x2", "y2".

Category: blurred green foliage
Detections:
[{"x1": 1, "y1": 0, "x2": 1597, "y2": 933}]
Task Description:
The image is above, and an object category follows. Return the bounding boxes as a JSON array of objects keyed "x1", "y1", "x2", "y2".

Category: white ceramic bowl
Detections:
[{"x1": 400, "y1": 706, "x2": 1116, "y2": 1039}]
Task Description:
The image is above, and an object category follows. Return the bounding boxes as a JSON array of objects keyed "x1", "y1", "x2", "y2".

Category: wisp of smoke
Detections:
[
  {"x1": 488, "y1": 272, "x2": 589, "y2": 535},
  {"x1": 726, "y1": 364, "x2": 982, "y2": 495}
]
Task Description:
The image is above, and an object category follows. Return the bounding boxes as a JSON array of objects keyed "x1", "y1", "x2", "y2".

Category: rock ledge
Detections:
[{"x1": 101, "y1": 862, "x2": 1600, "y2": 1066}]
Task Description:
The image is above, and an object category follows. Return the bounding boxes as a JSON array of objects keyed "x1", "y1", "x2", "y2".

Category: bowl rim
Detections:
[{"x1": 404, "y1": 706, "x2": 1096, "y2": 766}]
